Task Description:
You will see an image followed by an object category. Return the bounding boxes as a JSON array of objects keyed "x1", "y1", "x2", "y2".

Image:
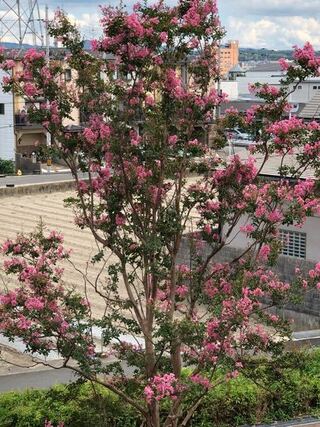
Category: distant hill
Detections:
[
  {"x1": 0, "y1": 40, "x2": 92, "y2": 50},
  {"x1": 2, "y1": 42, "x2": 317, "y2": 61},
  {"x1": 0, "y1": 41, "x2": 34, "y2": 49},
  {"x1": 240, "y1": 47, "x2": 320, "y2": 62}
]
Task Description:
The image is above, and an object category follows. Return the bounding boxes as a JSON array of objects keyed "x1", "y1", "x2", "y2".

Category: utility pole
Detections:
[
  {"x1": 216, "y1": 39, "x2": 221, "y2": 121},
  {"x1": 44, "y1": 4, "x2": 51, "y2": 173},
  {"x1": 45, "y1": 5, "x2": 49, "y2": 62},
  {"x1": 17, "y1": 0, "x2": 22, "y2": 47}
]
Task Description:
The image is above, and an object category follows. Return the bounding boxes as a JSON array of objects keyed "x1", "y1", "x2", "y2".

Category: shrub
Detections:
[
  {"x1": 0, "y1": 159, "x2": 14, "y2": 175},
  {"x1": 0, "y1": 350, "x2": 319, "y2": 426}
]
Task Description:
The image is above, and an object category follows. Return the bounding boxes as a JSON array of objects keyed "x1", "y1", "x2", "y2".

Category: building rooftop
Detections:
[
  {"x1": 237, "y1": 148, "x2": 316, "y2": 180},
  {"x1": 220, "y1": 99, "x2": 306, "y2": 117},
  {"x1": 299, "y1": 92, "x2": 320, "y2": 119},
  {"x1": 229, "y1": 64, "x2": 244, "y2": 73},
  {"x1": 248, "y1": 62, "x2": 283, "y2": 73}
]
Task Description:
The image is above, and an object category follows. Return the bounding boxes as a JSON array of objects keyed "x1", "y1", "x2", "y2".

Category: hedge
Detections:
[{"x1": 0, "y1": 350, "x2": 319, "y2": 426}]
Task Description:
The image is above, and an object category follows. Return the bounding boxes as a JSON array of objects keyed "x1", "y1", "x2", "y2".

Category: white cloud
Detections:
[
  {"x1": 67, "y1": 12, "x2": 101, "y2": 38},
  {"x1": 226, "y1": 16, "x2": 320, "y2": 49},
  {"x1": 220, "y1": 0, "x2": 320, "y2": 17}
]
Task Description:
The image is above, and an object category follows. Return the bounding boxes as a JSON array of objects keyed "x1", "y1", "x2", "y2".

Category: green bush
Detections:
[
  {"x1": 0, "y1": 382, "x2": 141, "y2": 427},
  {"x1": 0, "y1": 350, "x2": 320, "y2": 426},
  {"x1": 0, "y1": 159, "x2": 14, "y2": 175}
]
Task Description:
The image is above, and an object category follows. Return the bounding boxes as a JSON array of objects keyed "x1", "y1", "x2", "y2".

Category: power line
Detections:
[{"x1": 0, "y1": 0, "x2": 44, "y2": 47}]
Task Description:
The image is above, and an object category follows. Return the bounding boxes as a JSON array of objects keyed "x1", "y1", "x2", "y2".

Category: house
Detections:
[
  {"x1": 13, "y1": 51, "x2": 81, "y2": 159},
  {"x1": 0, "y1": 70, "x2": 15, "y2": 161}
]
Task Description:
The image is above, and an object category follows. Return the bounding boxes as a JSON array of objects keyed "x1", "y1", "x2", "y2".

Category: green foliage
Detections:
[
  {"x1": 0, "y1": 159, "x2": 14, "y2": 175},
  {"x1": 1, "y1": 350, "x2": 320, "y2": 426},
  {"x1": 0, "y1": 382, "x2": 141, "y2": 427}
]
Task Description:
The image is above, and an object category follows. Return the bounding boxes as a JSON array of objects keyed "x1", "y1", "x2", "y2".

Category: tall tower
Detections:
[{"x1": 0, "y1": 0, "x2": 44, "y2": 47}]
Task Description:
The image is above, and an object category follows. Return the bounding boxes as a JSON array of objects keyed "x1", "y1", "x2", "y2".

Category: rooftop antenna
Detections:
[{"x1": 0, "y1": 0, "x2": 44, "y2": 47}]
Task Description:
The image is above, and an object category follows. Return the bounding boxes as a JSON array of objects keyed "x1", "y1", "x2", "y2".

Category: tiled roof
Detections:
[
  {"x1": 299, "y1": 92, "x2": 320, "y2": 119},
  {"x1": 248, "y1": 62, "x2": 283, "y2": 73}
]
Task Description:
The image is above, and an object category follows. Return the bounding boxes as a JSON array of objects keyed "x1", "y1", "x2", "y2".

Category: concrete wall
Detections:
[
  {"x1": 0, "y1": 180, "x2": 77, "y2": 198},
  {"x1": 221, "y1": 81, "x2": 238, "y2": 100},
  {"x1": 222, "y1": 214, "x2": 320, "y2": 263},
  {"x1": 178, "y1": 237, "x2": 320, "y2": 328},
  {"x1": 290, "y1": 81, "x2": 320, "y2": 103},
  {"x1": 0, "y1": 71, "x2": 15, "y2": 161},
  {"x1": 236, "y1": 75, "x2": 281, "y2": 96}
]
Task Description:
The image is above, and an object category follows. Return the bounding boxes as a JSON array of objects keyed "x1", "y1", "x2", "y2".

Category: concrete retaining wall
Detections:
[
  {"x1": 0, "y1": 180, "x2": 77, "y2": 198},
  {"x1": 178, "y1": 237, "x2": 320, "y2": 328}
]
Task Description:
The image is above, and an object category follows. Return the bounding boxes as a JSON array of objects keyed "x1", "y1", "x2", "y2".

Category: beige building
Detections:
[
  {"x1": 13, "y1": 54, "x2": 80, "y2": 159},
  {"x1": 219, "y1": 40, "x2": 239, "y2": 79}
]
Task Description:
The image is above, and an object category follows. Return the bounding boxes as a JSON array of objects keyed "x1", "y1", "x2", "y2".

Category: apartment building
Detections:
[
  {"x1": 219, "y1": 40, "x2": 239, "y2": 79},
  {"x1": 13, "y1": 53, "x2": 81, "y2": 159}
]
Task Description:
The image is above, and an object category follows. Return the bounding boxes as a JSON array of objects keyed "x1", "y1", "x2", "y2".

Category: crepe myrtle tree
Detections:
[{"x1": 1, "y1": 2, "x2": 320, "y2": 426}]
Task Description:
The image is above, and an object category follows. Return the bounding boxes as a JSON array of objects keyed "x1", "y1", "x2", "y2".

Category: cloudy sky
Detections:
[{"x1": 43, "y1": 0, "x2": 320, "y2": 50}]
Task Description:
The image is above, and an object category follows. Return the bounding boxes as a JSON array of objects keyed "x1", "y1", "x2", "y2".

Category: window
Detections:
[
  {"x1": 279, "y1": 229, "x2": 306, "y2": 259},
  {"x1": 313, "y1": 86, "x2": 318, "y2": 90},
  {"x1": 65, "y1": 69, "x2": 72, "y2": 81},
  {"x1": 297, "y1": 85, "x2": 302, "y2": 89},
  {"x1": 0, "y1": 103, "x2": 4, "y2": 115}
]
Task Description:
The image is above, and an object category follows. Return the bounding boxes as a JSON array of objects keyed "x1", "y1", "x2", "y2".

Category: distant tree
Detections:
[{"x1": 1, "y1": 3, "x2": 320, "y2": 426}]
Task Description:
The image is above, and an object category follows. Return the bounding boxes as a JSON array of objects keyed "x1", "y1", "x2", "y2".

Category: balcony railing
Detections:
[{"x1": 15, "y1": 114, "x2": 43, "y2": 129}]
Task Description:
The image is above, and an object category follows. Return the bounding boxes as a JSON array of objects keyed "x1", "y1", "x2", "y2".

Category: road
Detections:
[
  {"x1": 0, "y1": 367, "x2": 77, "y2": 392},
  {"x1": 0, "y1": 171, "x2": 90, "y2": 187}
]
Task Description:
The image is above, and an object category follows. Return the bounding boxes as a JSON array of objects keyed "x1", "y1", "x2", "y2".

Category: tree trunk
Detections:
[{"x1": 147, "y1": 400, "x2": 160, "y2": 427}]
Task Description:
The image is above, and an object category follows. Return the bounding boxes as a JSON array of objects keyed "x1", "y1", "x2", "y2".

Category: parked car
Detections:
[{"x1": 224, "y1": 128, "x2": 254, "y2": 147}]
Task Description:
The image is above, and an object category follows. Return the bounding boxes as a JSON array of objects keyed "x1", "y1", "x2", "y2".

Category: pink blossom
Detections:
[
  {"x1": 115, "y1": 214, "x2": 126, "y2": 226},
  {"x1": 168, "y1": 135, "x2": 178, "y2": 145},
  {"x1": 83, "y1": 128, "x2": 98, "y2": 145},
  {"x1": 240, "y1": 224, "x2": 255, "y2": 234},
  {"x1": 159, "y1": 32, "x2": 168, "y2": 43},
  {"x1": 25, "y1": 297, "x2": 45, "y2": 311},
  {"x1": 145, "y1": 95, "x2": 155, "y2": 106},
  {"x1": 91, "y1": 39, "x2": 99, "y2": 51},
  {"x1": 190, "y1": 374, "x2": 211, "y2": 389},
  {"x1": 267, "y1": 209, "x2": 283, "y2": 223},
  {"x1": 279, "y1": 58, "x2": 290, "y2": 71},
  {"x1": 176, "y1": 285, "x2": 188, "y2": 298},
  {"x1": 126, "y1": 13, "x2": 145, "y2": 37},
  {"x1": 203, "y1": 223, "x2": 212, "y2": 235},
  {"x1": 144, "y1": 373, "x2": 177, "y2": 403},
  {"x1": 100, "y1": 124, "x2": 111, "y2": 139},
  {"x1": 24, "y1": 82, "x2": 38, "y2": 97},
  {"x1": 258, "y1": 244, "x2": 271, "y2": 261},
  {"x1": 24, "y1": 48, "x2": 45, "y2": 62}
]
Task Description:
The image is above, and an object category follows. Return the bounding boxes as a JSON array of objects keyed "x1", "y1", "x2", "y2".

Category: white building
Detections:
[
  {"x1": 224, "y1": 212, "x2": 318, "y2": 263},
  {"x1": 222, "y1": 151, "x2": 319, "y2": 263},
  {"x1": 236, "y1": 62, "x2": 285, "y2": 97},
  {"x1": 0, "y1": 70, "x2": 15, "y2": 161},
  {"x1": 220, "y1": 81, "x2": 238, "y2": 100}
]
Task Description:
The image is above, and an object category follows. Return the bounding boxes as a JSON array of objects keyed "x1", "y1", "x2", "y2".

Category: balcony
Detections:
[{"x1": 15, "y1": 113, "x2": 43, "y2": 130}]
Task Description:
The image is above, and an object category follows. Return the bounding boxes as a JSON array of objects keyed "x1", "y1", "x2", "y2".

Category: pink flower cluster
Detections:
[
  {"x1": 144, "y1": 373, "x2": 177, "y2": 403},
  {"x1": 293, "y1": 42, "x2": 320, "y2": 73},
  {"x1": 0, "y1": 231, "x2": 92, "y2": 356}
]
